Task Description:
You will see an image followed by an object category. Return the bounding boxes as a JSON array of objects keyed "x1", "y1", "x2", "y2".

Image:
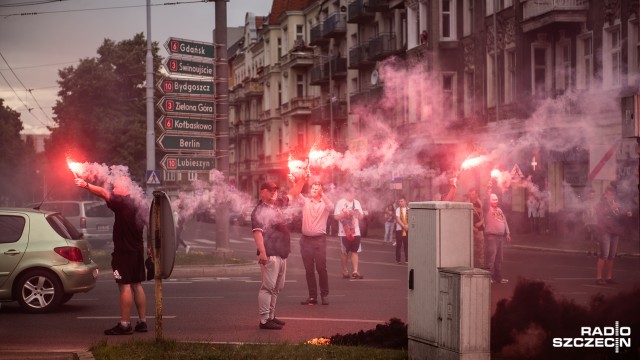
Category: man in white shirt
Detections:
[
  {"x1": 290, "y1": 180, "x2": 334, "y2": 305},
  {"x1": 334, "y1": 187, "x2": 364, "y2": 279}
]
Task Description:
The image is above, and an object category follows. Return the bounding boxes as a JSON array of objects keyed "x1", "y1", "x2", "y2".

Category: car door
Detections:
[{"x1": 0, "y1": 213, "x2": 29, "y2": 288}]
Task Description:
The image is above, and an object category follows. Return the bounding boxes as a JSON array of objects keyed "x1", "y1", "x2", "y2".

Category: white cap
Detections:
[{"x1": 490, "y1": 194, "x2": 499, "y2": 202}]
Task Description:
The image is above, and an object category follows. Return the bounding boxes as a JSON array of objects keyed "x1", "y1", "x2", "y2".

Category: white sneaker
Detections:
[{"x1": 186, "y1": 245, "x2": 191, "y2": 254}]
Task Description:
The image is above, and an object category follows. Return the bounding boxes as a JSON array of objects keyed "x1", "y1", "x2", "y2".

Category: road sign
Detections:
[
  {"x1": 157, "y1": 77, "x2": 215, "y2": 96},
  {"x1": 161, "y1": 155, "x2": 215, "y2": 171},
  {"x1": 164, "y1": 37, "x2": 215, "y2": 58},
  {"x1": 146, "y1": 170, "x2": 162, "y2": 186},
  {"x1": 157, "y1": 134, "x2": 215, "y2": 152},
  {"x1": 157, "y1": 115, "x2": 215, "y2": 134},
  {"x1": 156, "y1": 97, "x2": 215, "y2": 116},
  {"x1": 164, "y1": 57, "x2": 214, "y2": 77}
]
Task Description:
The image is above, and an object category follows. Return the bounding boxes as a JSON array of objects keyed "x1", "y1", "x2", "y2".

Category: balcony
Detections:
[
  {"x1": 280, "y1": 50, "x2": 314, "y2": 69},
  {"x1": 280, "y1": 96, "x2": 314, "y2": 116},
  {"x1": 310, "y1": 23, "x2": 329, "y2": 46},
  {"x1": 245, "y1": 79, "x2": 263, "y2": 97},
  {"x1": 348, "y1": 0, "x2": 374, "y2": 24},
  {"x1": 310, "y1": 98, "x2": 348, "y2": 125},
  {"x1": 350, "y1": 84, "x2": 384, "y2": 105},
  {"x1": 310, "y1": 62, "x2": 329, "y2": 85},
  {"x1": 349, "y1": 42, "x2": 373, "y2": 69},
  {"x1": 322, "y1": 12, "x2": 347, "y2": 38},
  {"x1": 368, "y1": 33, "x2": 401, "y2": 61},
  {"x1": 521, "y1": 0, "x2": 589, "y2": 32},
  {"x1": 367, "y1": 0, "x2": 389, "y2": 11}
]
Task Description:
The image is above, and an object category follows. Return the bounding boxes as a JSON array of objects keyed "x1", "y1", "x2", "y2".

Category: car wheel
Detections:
[{"x1": 16, "y1": 270, "x2": 64, "y2": 313}]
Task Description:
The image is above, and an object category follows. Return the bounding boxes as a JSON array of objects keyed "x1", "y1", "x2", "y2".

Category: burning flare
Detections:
[
  {"x1": 287, "y1": 154, "x2": 308, "y2": 180},
  {"x1": 490, "y1": 168, "x2": 501, "y2": 178},
  {"x1": 306, "y1": 337, "x2": 331, "y2": 346},
  {"x1": 460, "y1": 154, "x2": 487, "y2": 171},
  {"x1": 66, "y1": 156, "x2": 83, "y2": 177}
]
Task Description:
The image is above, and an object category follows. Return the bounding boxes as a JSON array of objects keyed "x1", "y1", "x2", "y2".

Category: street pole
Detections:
[
  {"x1": 329, "y1": 54, "x2": 334, "y2": 184},
  {"x1": 214, "y1": 0, "x2": 231, "y2": 255},
  {"x1": 145, "y1": 0, "x2": 155, "y2": 199}
]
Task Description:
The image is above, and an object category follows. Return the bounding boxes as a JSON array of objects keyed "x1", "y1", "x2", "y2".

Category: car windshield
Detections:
[
  {"x1": 47, "y1": 213, "x2": 83, "y2": 240},
  {"x1": 85, "y1": 202, "x2": 114, "y2": 218}
]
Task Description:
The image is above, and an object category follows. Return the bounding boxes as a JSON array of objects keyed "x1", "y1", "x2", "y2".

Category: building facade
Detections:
[{"x1": 227, "y1": 0, "x2": 639, "y2": 237}]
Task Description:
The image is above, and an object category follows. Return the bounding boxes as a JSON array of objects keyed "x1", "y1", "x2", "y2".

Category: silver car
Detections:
[
  {"x1": 0, "y1": 208, "x2": 99, "y2": 313},
  {"x1": 28, "y1": 201, "x2": 114, "y2": 248}
]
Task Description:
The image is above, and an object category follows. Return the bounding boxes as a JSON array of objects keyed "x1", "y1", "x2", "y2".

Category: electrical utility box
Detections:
[
  {"x1": 621, "y1": 95, "x2": 640, "y2": 138},
  {"x1": 407, "y1": 201, "x2": 490, "y2": 360}
]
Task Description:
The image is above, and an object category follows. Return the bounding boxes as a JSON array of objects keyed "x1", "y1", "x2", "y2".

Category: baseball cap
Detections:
[
  {"x1": 490, "y1": 194, "x2": 499, "y2": 202},
  {"x1": 260, "y1": 181, "x2": 279, "y2": 191}
]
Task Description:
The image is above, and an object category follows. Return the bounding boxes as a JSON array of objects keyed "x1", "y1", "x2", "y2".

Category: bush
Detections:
[{"x1": 328, "y1": 318, "x2": 408, "y2": 350}]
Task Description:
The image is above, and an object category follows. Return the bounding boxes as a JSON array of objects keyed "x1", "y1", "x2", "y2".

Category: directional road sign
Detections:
[
  {"x1": 164, "y1": 37, "x2": 215, "y2": 58},
  {"x1": 157, "y1": 77, "x2": 215, "y2": 96},
  {"x1": 157, "y1": 134, "x2": 215, "y2": 152},
  {"x1": 156, "y1": 97, "x2": 215, "y2": 116},
  {"x1": 161, "y1": 155, "x2": 215, "y2": 171},
  {"x1": 164, "y1": 57, "x2": 214, "y2": 77},
  {"x1": 157, "y1": 115, "x2": 215, "y2": 134}
]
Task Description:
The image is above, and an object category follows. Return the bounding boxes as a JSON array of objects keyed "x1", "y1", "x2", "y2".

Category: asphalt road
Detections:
[{"x1": 0, "y1": 220, "x2": 638, "y2": 352}]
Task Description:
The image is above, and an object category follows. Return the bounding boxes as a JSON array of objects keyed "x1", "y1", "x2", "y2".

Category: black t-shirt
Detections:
[
  {"x1": 251, "y1": 198, "x2": 290, "y2": 259},
  {"x1": 107, "y1": 194, "x2": 144, "y2": 253}
]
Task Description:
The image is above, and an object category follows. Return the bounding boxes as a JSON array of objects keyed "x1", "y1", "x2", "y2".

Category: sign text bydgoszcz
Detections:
[{"x1": 157, "y1": 77, "x2": 215, "y2": 96}]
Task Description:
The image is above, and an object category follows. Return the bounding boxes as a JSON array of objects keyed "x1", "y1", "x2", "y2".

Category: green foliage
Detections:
[
  {"x1": 47, "y1": 33, "x2": 162, "y2": 183},
  {"x1": 90, "y1": 339, "x2": 408, "y2": 360},
  {"x1": 0, "y1": 98, "x2": 37, "y2": 205}
]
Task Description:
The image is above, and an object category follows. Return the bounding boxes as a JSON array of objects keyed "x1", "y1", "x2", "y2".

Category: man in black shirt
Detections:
[{"x1": 75, "y1": 177, "x2": 150, "y2": 335}]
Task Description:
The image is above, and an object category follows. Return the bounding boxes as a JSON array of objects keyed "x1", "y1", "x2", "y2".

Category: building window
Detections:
[
  {"x1": 532, "y1": 45, "x2": 550, "y2": 97},
  {"x1": 464, "y1": 70, "x2": 474, "y2": 117},
  {"x1": 278, "y1": 82, "x2": 282, "y2": 106},
  {"x1": 277, "y1": 37, "x2": 282, "y2": 59},
  {"x1": 463, "y1": 0, "x2": 474, "y2": 37},
  {"x1": 629, "y1": 20, "x2": 640, "y2": 75},
  {"x1": 297, "y1": 74, "x2": 304, "y2": 98},
  {"x1": 486, "y1": 0, "x2": 513, "y2": 15},
  {"x1": 163, "y1": 171, "x2": 176, "y2": 181},
  {"x1": 604, "y1": 26, "x2": 621, "y2": 87},
  {"x1": 556, "y1": 41, "x2": 571, "y2": 94},
  {"x1": 296, "y1": 24, "x2": 303, "y2": 41},
  {"x1": 442, "y1": 73, "x2": 455, "y2": 116},
  {"x1": 441, "y1": 0, "x2": 456, "y2": 40},
  {"x1": 504, "y1": 49, "x2": 516, "y2": 103},
  {"x1": 577, "y1": 35, "x2": 593, "y2": 90},
  {"x1": 278, "y1": 127, "x2": 283, "y2": 154}
]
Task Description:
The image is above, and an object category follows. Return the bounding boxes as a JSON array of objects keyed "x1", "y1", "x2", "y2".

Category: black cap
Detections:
[{"x1": 260, "y1": 181, "x2": 279, "y2": 191}]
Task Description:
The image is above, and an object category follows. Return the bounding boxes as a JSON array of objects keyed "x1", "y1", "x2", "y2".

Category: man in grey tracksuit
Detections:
[{"x1": 484, "y1": 193, "x2": 511, "y2": 284}]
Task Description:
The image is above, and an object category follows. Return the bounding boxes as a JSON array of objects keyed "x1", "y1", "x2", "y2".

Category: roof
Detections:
[{"x1": 267, "y1": 0, "x2": 313, "y2": 24}]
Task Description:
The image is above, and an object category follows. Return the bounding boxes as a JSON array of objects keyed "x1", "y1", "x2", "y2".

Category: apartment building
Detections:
[{"x1": 228, "y1": 0, "x2": 638, "y2": 236}]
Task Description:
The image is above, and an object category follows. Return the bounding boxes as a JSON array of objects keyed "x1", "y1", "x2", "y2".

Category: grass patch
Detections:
[
  {"x1": 90, "y1": 250, "x2": 250, "y2": 271},
  {"x1": 90, "y1": 339, "x2": 408, "y2": 360}
]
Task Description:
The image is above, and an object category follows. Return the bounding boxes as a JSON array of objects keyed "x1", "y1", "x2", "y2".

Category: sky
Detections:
[{"x1": 0, "y1": 0, "x2": 273, "y2": 135}]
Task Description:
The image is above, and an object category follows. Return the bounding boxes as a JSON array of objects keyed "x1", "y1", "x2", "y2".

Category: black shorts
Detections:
[
  {"x1": 111, "y1": 251, "x2": 146, "y2": 284},
  {"x1": 341, "y1": 236, "x2": 361, "y2": 253}
]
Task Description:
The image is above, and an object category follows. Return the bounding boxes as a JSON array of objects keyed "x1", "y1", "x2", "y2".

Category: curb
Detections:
[{"x1": 510, "y1": 244, "x2": 640, "y2": 258}]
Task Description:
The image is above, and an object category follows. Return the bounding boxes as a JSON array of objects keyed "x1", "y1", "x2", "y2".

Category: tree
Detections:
[
  {"x1": 0, "y1": 98, "x2": 37, "y2": 205},
  {"x1": 47, "y1": 33, "x2": 162, "y2": 186}
]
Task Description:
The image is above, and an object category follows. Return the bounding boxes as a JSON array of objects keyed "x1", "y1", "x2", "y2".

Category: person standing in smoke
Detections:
[
  {"x1": 582, "y1": 189, "x2": 598, "y2": 257},
  {"x1": 290, "y1": 179, "x2": 334, "y2": 306},
  {"x1": 383, "y1": 203, "x2": 396, "y2": 246},
  {"x1": 484, "y1": 193, "x2": 511, "y2": 284},
  {"x1": 526, "y1": 194, "x2": 539, "y2": 233},
  {"x1": 594, "y1": 185, "x2": 632, "y2": 285},
  {"x1": 467, "y1": 188, "x2": 486, "y2": 269},
  {"x1": 74, "y1": 177, "x2": 150, "y2": 335},
  {"x1": 334, "y1": 187, "x2": 365, "y2": 279},
  {"x1": 395, "y1": 196, "x2": 409, "y2": 264},
  {"x1": 251, "y1": 180, "x2": 304, "y2": 329}
]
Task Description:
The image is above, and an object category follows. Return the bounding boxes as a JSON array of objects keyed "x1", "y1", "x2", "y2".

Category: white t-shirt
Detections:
[
  {"x1": 395, "y1": 206, "x2": 408, "y2": 231},
  {"x1": 333, "y1": 198, "x2": 363, "y2": 237}
]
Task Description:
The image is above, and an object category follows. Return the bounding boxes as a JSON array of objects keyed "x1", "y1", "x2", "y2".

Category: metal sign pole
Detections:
[{"x1": 153, "y1": 196, "x2": 163, "y2": 341}]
